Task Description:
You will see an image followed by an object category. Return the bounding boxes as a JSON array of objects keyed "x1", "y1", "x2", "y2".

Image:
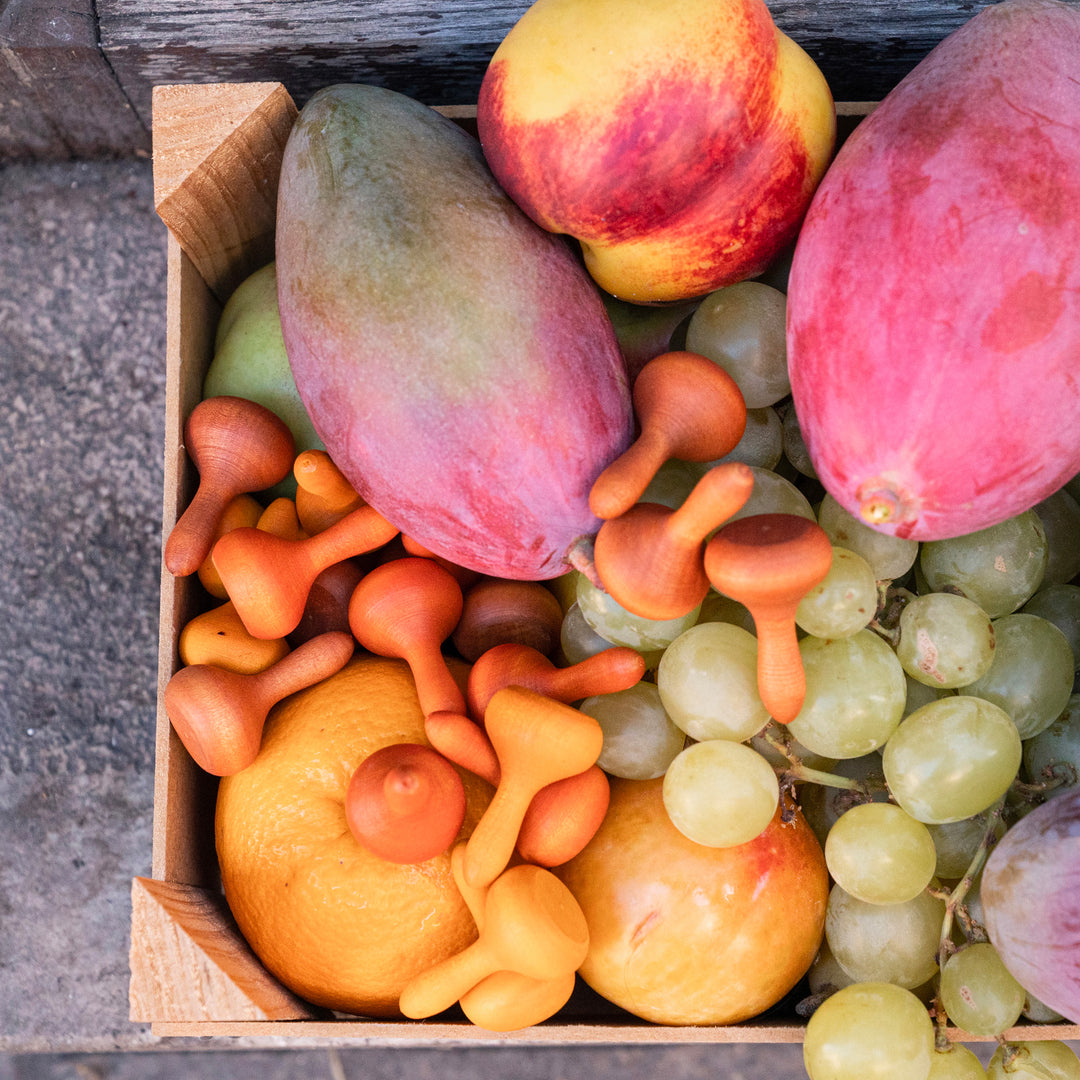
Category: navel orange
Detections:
[{"x1": 215, "y1": 653, "x2": 493, "y2": 1017}]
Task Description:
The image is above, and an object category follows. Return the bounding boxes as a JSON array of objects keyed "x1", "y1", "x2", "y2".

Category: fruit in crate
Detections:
[
  {"x1": 276, "y1": 84, "x2": 633, "y2": 581},
  {"x1": 475, "y1": 0, "x2": 836, "y2": 302},
  {"x1": 215, "y1": 654, "x2": 493, "y2": 1017},
  {"x1": 555, "y1": 777, "x2": 828, "y2": 1025},
  {"x1": 787, "y1": 0, "x2": 1080, "y2": 541},
  {"x1": 203, "y1": 261, "x2": 324, "y2": 499}
]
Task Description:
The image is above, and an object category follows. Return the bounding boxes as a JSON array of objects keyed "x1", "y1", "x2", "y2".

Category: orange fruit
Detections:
[
  {"x1": 555, "y1": 776, "x2": 828, "y2": 1025},
  {"x1": 215, "y1": 653, "x2": 493, "y2": 1017}
]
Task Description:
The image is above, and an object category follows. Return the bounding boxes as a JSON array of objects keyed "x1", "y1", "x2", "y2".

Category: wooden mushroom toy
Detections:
[
  {"x1": 399, "y1": 534, "x2": 483, "y2": 590},
  {"x1": 704, "y1": 513, "x2": 834, "y2": 724},
  {"x1": 397, "y1": 862, "x2": 589, "y2": 1019},
  {"x1": 588, "y1": 351, "x2": 747, "y2": 521},
  {"x1": 211, "y1": 503, "x2": 399, "y2": 640},
  {"x1": 465, "y1": 642, "x2": 646, "y2": 723},
  {"x1": 348, "y1": 556, "x2": 466, "y2": 717},
  {"x1": 592, "y1": 460, "x2": 755, "y2": 621},
  {"x1": 425, "y1": 710, "x2": 502, "y2": 787},
  {"x1": 425, "y1": 710, "x2": 609, "y2": 869},
  {"x1": 163, "y1": 630, "x2": 355, "y2": 776},
  {"x1": 345, "y1": 743, "x2": 466, "y2": 864},
  {"x1": 461, "y1": 686, "x2": 604, "y2": 889},
  {"x1": 515, "y1": 764, "x2": 610, "y2": 869},
  {"x1": 164, "y1": 396, "x2": 296, "y2": 577},
  {"x1": 449, "y1": 842, "x2": 578, "y2": 1031},
  {"x1": 196, "y1": 493, "x2": 263, "y2": 599},
  {"x1": 293, "y1": 448, "x2": 365, "y2": 534},
  {"x1": 178, "y1": 599, "x2": 290, "y2": 675},
  {"x1": 451, "y1": 578, "x2": 564, "y2": 663}
]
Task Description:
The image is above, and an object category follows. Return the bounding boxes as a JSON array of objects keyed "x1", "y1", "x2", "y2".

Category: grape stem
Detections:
[
  {"x1": 761, "y1": 725, "x2": 877, "y2": 800},
  {"x1": 930, "y1": 797, "x2": 1007, "y2": 1046},
  {"x1": 564, "y1": 534, "x2": 603, "y2": 589},
  {"x1": 1011, "y1": 762, "x2": 1077, "y2": 803},
  {"x1": 867, "y1": 583, "x2": 915, "y2": 647}
]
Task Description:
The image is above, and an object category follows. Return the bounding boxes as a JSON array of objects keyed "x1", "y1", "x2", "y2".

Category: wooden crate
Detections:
[{"x1": 130, "y1": 80, "x2": 1080, "y2": 1045}]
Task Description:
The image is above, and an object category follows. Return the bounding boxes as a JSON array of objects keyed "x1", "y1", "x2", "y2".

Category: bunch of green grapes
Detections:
[{"x1": 555, "y1": 306, "x2": 1080, "y2": 1076}]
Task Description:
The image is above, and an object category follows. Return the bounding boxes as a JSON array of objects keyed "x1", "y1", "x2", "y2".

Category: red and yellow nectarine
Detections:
[{"x1": 477, "y1": 0, "x2": 836, "y2": 302}]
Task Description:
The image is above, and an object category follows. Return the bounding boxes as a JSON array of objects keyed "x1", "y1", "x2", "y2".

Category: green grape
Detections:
[
  {"x1": 904, "y1": 673, "x2": 955, "y2": 719},
  {"x1": 825, "y1": 802, "x2": 937, "y2": 905},
  {"x1": 818, "y1": 492, "x2": 920, "y2": 582},
  {"x1": 986, "y1": 1041, "x2": 1080, "y2": 1080},
  {"x1": 695, "y1": 589, "x2": 756, "y2": 633},
  {"x1": 799, "y1": 752, "x2": 891, "y2": 849},
  {"x1": 796, "y1": 546, "x2": 879, "y2": 639},
  {"x1": 661, "y1": 739, "x2": 778, "y2": 847},
  {"x1": 560, "y1": 601, "x2": 621, "y2": 664},
  {"x1": 895, "y1": 592, "x2": 996, "y2": 689},
  {"x1": 927, "y1": 1044, "x2": 988, "y2": 1080},
  {"x1": 825, "y1": 881, "x2": 946, "y2": 989},
  {"x1": 787, "y1": 630, "x2": 907, "y2": 759},
  {"x1": 1023, "y1": 583, "x2": 1080, "y2": 671},
  {"x1": 724, "y1": 465, "x2": 816, "y2": 524},
  {"x1": 1023, "y1": 992, "x2": 1064, "y2": 1024},
  {"x1": 926, "y1": 812, "x2": 997, "y2": 881},
  {"x1": 965, "y1": 613, "x2": 1074, "y2": 739},
  {"x1": 939, "y1": 942, "x2": 1025, "y2": 1037},
  {"x1": 656, "y1": 621, "x2": 770, "y2": 742},
  {"x1": 919, "y1": 510, "x2": 1049, "y2": 618},
  {"x1": 882, "y1": 696, "x2": 1022, "y2": 824},
  {"x1": 578, "y1": 683, "x2": 685, "y2": 781},
  {"x1": 807, "y1": 939, "x2": 856, "y2": 997},
  {"x1": 690, "y1": 405, "x2": 783, "y2": 471},
  {"x1": 781, "y1": 402, "x2": 817, "y2": 479},
  {"x1": 1022, "y1": 692, "x2": 1080, "y2": 800},
  {"x1": 638, "y1": 459, "x2": 699, "y2": 510},
  {"x1": 575, "y1": 572, "x2": 699, "y2": 653},
  {"x1": 683, "y1": 280, "x2": 790, "y2": 408},
  {"x1": 1033, "y1": 488, "x2": 1080, "y2": 585},
  {"x1": 803, "y1": 981, "x2": 934, "y2": 1080}
]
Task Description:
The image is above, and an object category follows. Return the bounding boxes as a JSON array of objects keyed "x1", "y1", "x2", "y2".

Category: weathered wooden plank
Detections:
[
  {"x1": 98, "y1": 0, "x2": 1067, "y2": 136},
  {"x1": 0, "y1": 0, "x2": 148, "y2": 160}
]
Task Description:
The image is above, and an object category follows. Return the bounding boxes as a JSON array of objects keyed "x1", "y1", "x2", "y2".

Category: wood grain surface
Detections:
[{"x1": 7, "y1": 0, "x2": 1077, "y2": 160}]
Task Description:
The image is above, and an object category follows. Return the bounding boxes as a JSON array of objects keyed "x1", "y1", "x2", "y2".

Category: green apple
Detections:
[{"x1": 204, "y1": 261, "x2": 323, "y2": 498}]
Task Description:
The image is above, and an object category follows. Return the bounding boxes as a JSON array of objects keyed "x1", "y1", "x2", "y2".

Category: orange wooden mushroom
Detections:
[
  {"x1": 347, "y1": 556, "x2": 466, "y2": 717},
  {"x1": 293, "y1": 449, "x2": 364, "y2": 534},
  {"x1": 425, "y1": 710, "x2": 501, "y2": 787},
  {"x1": 211, "y1": 503, "x2": 399, "y2": 640},
  {"x1": 592, "y1": 460, "x2": 755, "y2": 621},
  {"x1": 451, "y1": 578, "x2": 564, "y2": 663},
  {"x1": 425, "y1": 709, "x2": 609, "y2": 869},
  {"x1": 449, "y1": 842, "x2": 577, "y2": 1031},
  {"x1": 163, "y1": 630, "x2": 354, "y2": 776},
  {"x1": 465, "y1": 642, "x2": 646, "y2": 723},
  {"x1": 704, "y1": 513, "x2": 834, "y2": 724},
  {"x1": 345, "y1": 742, "x2": 466, "y2": 864},
  {"x1": 397, "y1": 862, "x2": 589, "y2": 1019},
  {"x1": 164, "y1": 396, "x2": 296, "y2": 577},
  {"x1": 588, "y1": 351, "x2": 747, "y2": 521},
  {"x1": 461, "y1": 686, "x2": 604, "y2": 889}
]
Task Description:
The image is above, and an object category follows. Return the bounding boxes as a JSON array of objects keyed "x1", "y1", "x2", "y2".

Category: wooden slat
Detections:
[
  {"x1": 96, "y1": 0, "x2": 1033, "y2": 138},
  {"x1": 151, "y1": 82, "x2": 297, "y2": 302},
  {"x1": 0, "y1": 0, "x2": 148, "y2": 160},
  {"x1": 129, "y1": 877, "x2": 324, "y2": 1022}
]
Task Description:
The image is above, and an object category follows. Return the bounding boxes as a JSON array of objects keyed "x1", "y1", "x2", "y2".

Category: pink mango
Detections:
[
  {"x1": 276, "y1": 85, "x2": 633, "y2": 580},
  {"x1": 787, "y1": 0, "x2": 1080, "y2": 541}
]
